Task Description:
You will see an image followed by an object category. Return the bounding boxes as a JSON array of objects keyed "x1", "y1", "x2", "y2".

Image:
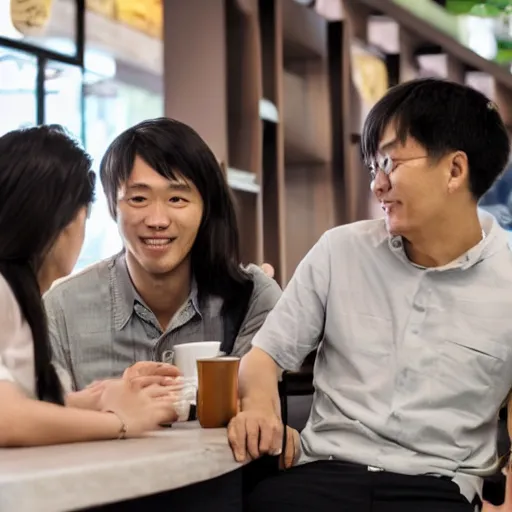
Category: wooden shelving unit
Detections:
[
  {"x1": 163, "y1": 0, "x2": 342, "y2": 285},
  {"x1": 280, "y1": 1, "x2": 337, "y2": 280},
  {"x1": 258, "y1": 0, "x2": 285, "y2": 283},
  {"x1": 164, "y1": 0, "x2": 264, "y2": 268},
  {"x1": 163, "y1": 0, "x2": 512, "y2": 284},
  {"x1": 346, "y1": 0, "x2": 512, "y2": 118}
]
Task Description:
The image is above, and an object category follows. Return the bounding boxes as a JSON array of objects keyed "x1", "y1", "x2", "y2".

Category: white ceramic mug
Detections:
[{"x1": 163, "y1": 341, "x2": 222, "y2": 382}]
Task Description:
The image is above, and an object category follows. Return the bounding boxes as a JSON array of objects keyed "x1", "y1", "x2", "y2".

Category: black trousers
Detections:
[{"x1": 246, "y1": 460, "x2": 475, "y2": 512}]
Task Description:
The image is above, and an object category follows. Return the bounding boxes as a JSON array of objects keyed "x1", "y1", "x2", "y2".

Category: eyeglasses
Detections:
[{"x1": 368, "y1": 153, "x2": 429, "y2": 181}]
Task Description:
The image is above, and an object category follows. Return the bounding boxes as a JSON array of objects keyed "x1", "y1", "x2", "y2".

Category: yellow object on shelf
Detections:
[
  {"x1": 350, "y1": 43, "x2": 389, "y2": 133},
  {"x1": 114, "y1": 0, "x2": 162, "y2": 38},
  {"x1": 10, "y1": 0, "x2": 53, "y2": 34},
  {"x1": 86, "y1": 0, "x2": 115, "y2": 18},
  {"x1": 351, "y1": 51, "x2": 388, "y2": 105}
]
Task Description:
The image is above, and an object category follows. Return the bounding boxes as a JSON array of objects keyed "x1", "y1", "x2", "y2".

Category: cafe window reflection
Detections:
[
  {"x1": 73, "y1": 68, "x2": 163, "y2": 272},
  {"x1": 0, "y1": 48, "x2": 37, "y2": 136},
  {"x1": 0, "y1": 0, "x2": 166, "y2": 272},
  {"x1": 45, "y1": 60, "x2": 83, "y2": 139}
]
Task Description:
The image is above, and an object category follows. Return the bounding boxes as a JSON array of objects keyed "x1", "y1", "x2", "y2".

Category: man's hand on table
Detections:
[
  {"x1": 228, "y1": 410, "x2": 300, "y2": 468},
  {"x1": 228, "y1": 408, "x2": 284, "y2": 462}
]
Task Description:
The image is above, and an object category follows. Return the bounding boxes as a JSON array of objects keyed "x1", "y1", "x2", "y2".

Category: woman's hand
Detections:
[
  {"x1": 99, "y1": 379, "x2": 178, "y2": 435},
  {"x1": 65, "y1": 384, "x2": 106, "y2": 410},
  {"x1": 122, "y1": 361, "x2": 181, "y2": 382}
]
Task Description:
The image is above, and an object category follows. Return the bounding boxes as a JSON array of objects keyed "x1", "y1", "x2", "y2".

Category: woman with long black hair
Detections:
[{"x1": 0, "y1": 125, "x2": 175, "y2": 446}]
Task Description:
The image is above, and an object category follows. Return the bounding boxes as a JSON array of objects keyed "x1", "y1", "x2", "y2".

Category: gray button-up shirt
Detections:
[
  {"x1": 45, "y1": 254, "x2": 281, "y2": 391},
  {"x1": 252, "y1": 211, "x2": 512, "y2": 503}
]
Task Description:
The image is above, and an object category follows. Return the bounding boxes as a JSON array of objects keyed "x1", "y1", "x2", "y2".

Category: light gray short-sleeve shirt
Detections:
[
  {"x1": 252, "y1": 211, "x2": 512, "y2": 503},
  {"x1": 45, "y1": 254, "x2": 281, "y2": 391}
]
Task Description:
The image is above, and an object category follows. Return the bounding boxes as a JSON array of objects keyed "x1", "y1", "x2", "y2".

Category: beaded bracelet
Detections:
[{"x1": 107, "y1": 410, "x2": 127, "y2": 440}]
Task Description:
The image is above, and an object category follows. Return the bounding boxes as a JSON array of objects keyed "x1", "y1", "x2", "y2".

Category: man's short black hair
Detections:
[{"x1": 361, "y1": 78, "x2": 510, "y2": 200}]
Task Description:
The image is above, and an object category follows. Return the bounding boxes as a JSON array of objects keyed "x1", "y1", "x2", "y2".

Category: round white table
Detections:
[{"x1": 0, "y1": 422, "x2": 245, "y2": 512}]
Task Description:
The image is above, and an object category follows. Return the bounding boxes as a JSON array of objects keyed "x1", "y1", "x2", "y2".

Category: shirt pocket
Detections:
[
  {"x1": 436, "y1": 336, "x2": 506, "y2": 386},
  {"x1": 432, "y1": 298, "x2": 512, "y2": 400}
]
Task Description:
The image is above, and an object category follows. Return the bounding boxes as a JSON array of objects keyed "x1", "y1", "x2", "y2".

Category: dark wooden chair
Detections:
[{"x1": 278, "y1": 350, "x2": 316, "y2": 431}]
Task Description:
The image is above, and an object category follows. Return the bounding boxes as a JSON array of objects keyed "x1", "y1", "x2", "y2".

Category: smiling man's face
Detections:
[
  {"x1": 116, "y1": 155, "x2": 204, "y2": 277},
  {"x1": 370, "y1": 122, "x2": 454, "y2": 238}
]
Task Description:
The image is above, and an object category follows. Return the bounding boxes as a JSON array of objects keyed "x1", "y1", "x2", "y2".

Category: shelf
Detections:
[
  {"x1": 259, "y1": 0, "x2": 279, "y2": 104},
  {"x1": 227, "y1": 168, "x2": 261, "y2": 194},
  {"x1": 47, "y1": 0, "x2": 162, "y2": 75},
  {"x1": 345, "y1": 0, "x2": 512, "y2": 90},
  {"x1": 162, "y1": 0, "x2": 340, "y2": 282},
  {"x1": 284, "y1": 163, "x2": 334, "y2": 280},
  {"x1": 283, "y1": 69, "x2": 330, "y2": 165},
  {"x1": 262, "y1": 119, "x2": 285, "y2": 284},
  {"x1": 282, "y1": 0, "x2": 326, "y2": 63},
  {"x1": 368, "y1": 16, "x2": 400, "y2": 54},
  {"x1": 232, "y1": 188, "x2": 263, "y2": 265},
  {"x1": 259, "y1": 98, "x2": 279, "y2": 123},
  {"x1": 226, "y1": 0, "x2": 262, "y2": 175}
]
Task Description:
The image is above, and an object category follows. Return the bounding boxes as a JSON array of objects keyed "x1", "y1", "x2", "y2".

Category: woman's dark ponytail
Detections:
[
  {"x1": 0, "y1": 261, "x2": 63, "y2": 403},
  {"x1": 0, "y1": 125, "x2": 94, "y2": 404}
]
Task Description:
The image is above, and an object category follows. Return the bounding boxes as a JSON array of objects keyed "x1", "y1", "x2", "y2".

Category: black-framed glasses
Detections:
[{"x1": 368, "y1": 153, "x2": 429, "y2": 181}]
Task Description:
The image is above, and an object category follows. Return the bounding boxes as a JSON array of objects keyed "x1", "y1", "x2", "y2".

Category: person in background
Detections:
[
  {"x1": 229, "y1": 78, "x2": 512, "y2": 511},
  {"x1": 0, "y1": 125, "x2": 177, "y2": 447},
  {"x1": 45, "y1": 118, "x2": 281, "y2": 412}
]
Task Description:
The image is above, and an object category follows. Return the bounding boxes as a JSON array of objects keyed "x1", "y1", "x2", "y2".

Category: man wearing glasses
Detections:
[{"x1": 229, "y1": 78, "x2": 512, "y2": 511}]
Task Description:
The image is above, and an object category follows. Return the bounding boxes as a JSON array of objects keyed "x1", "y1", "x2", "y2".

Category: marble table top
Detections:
[{"x1": 0, "y1": 422, "x2": 243, "y2": 512}]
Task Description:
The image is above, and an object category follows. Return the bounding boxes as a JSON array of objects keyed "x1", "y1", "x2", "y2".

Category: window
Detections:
[
  {"x1": 73, "y1": 77, "x2": 163, "y2": 272},
  {"x1": 0, "y1": 48, "x2": 37, "y2": 136},
  {"x1": 45, "y1": 60, "x2": 83, "y2": 138},
  {"x1": 2, "y1": 0, "x2": 80, "y2": 58}
]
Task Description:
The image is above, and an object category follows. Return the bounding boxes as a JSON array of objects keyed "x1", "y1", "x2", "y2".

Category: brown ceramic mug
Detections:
[{"x1": 196, "y1": 356, "x2": 240, "y2": 428}]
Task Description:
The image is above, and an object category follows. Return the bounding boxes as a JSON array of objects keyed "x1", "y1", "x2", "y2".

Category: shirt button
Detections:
[
  {"x1": 411, "y1": 327, "x2": 419, "y2": 334},
  {"x1": 391, "y1": 239, "x2": 402, "y2": 249},
  {"x1": 413, "y1": 303, "x2": 425, "y2": 312},
  {"x1": 162, "y1": 350, "x2": 174, "y2": 363}
]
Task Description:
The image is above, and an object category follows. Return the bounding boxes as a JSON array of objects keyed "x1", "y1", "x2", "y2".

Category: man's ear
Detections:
[{"x1": 447, "y1": 151, "x2": 469, "y2": 194}]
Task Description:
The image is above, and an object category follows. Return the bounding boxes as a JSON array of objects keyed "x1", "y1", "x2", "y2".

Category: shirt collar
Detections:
[
  {"x1": 376, "y1": 209, "x2": 509, "y2": 272},
  {"x1": 109, "y1": 253, "x2": 202, "y2": 331}
]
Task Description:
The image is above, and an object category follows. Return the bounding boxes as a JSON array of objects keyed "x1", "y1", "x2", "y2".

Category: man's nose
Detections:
[
  {"x1": 371, "y1": 169, "x2": 391, "y2": 199},
  {"x1": 144, "y1": 201, "x2": 170, "y2": 229}
]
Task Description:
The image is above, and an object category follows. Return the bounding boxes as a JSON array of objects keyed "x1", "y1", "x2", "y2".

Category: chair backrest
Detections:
[{"x1": 278, "y1": 350, "x2": 316, "y2": 426}]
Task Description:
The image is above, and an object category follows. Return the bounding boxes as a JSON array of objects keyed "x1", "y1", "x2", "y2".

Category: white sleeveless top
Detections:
[
  {"x1": 0, "y1": 272, "x2": 73, "y2": 398},
  {"x1": 0, "y1": 272, "x2": 36, "y2": 398}
]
